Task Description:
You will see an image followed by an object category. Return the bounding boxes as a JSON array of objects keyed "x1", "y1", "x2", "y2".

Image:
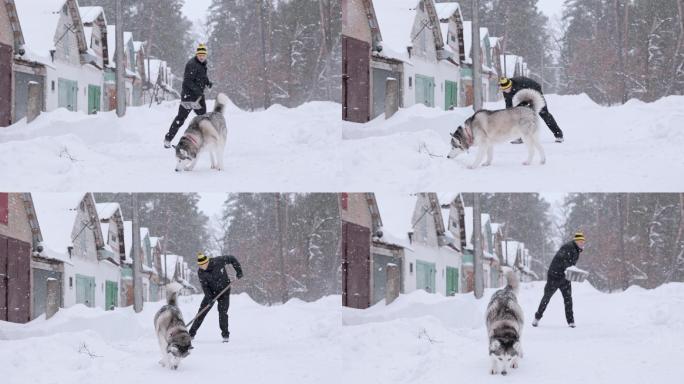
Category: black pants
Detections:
[
  {"x1": 539, "y1": 106, "x2": 563, "y2": 139},
  {"x1": 166, "y1": 97, "x2": 207, "y2": 141},
  {"x1": 189, "y1": 288, "x2": 230, "y2": 338},
  {"x1": 535, "y1": 278, "x2": 574, "y2": 323}
]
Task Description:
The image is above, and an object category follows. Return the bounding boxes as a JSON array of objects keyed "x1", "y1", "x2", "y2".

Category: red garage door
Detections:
[
  {"x1": 342, "y1": 36, "x2": 370, "y2": 123},
  {"x1": 0, "y1": 234, "x2": 31, "y2": 323},
  {"x1": 0, "y1": 43, "x2": 13, "y2": 127},
  {"x1": 342, "y1": 221, "x2": 371, "y2": 309}
]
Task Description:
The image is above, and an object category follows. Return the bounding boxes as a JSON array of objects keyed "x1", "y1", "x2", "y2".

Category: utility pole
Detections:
[
  {"x1": 473, "y1": 193, "x2": 484, "y2": 299},
  {"x1": 472, "y1": 0, "x2": 483, "y2": 111},
  {"x1": 132, "y1": 194, "x2": 143, "y2": 312},
  {"x1": 115, "y1": 0, "x2": 126, "y2": 117}
]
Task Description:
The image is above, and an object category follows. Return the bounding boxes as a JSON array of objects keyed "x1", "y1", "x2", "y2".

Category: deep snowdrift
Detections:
[
  {"x1": 0, "y1": 100, "x2": 341, "y2": 192},
  {"x1": 342, "y1": 94, "x2": 684, "y2": 192},
  {"x1": 0, "y1": 294, "x2": 341, "y2": 384},
  {"x1": 341, "y1": 282, "x2": 684, "y2": 383}
]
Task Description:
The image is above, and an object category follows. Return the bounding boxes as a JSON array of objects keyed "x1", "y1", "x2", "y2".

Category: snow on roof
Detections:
[
  {"x1": 162, "y1": 254, "x2": 183, "y2": 279},
  {"x1": 501, "y1": 54, "x2": 525, "y2": 77},
  {"x1": 83, "y1": 26, "x2": 92, "y2": 47},
  {"x1": 462, "y1": 21, "x2": 490, "y2": 61},
  {"x1": 140, "y1": 227, "x2": 149, "y2": 245},
  {"x1": 502, "y1": 240, "x2": 521, "y2": 266},
  {"x1": 14, "y1": 0, "x2": 67, "y2": 65},
  {"x1": 464, "y1": 207, "x2": 473, "y2": 249},
  {"x1": 374, "y1": 193, "x2": 420, "y2": 248},
  {"x1": 147, "y1": 59, "x2": 167, "y2": 83},
  {"x1": 373, "y1": 0, "x2": 421, "y2": 62},
  {"x1": 32, "y1": 193, "x2": 85, "y2": 255},
  {"x1": 78, "y1": 6, "x2": 104, "y2": 24},
  {"x1": 123, "y1": 220, "x2": 132, "y2": 263},
  {"x1": 106, "y1": 26, "x2": 134, "y2": 65},
  {"x1": 133, "y1": 41, "x2": 145, "y2": 53},
  {"x1": 433, "y1": 2, "x2": 460, "y2": 20},
  {"x1": 99, "y1": 222, "x2": 110, "y2": 240},
  {"x1": 490, "y1": 223, "x2": 502, "y2": 234},
  {"x1": 95, "y1": 202, "x2": 121, "y2": 221},
  {"x1": 481, "y1": 213, "x2": 491, "y2": 227},
  {"x1": 149, "y1": 236, "x2": 160, "y2": 248},
  {"x1": 489, "y1": 36, "x2": 500, "y2": 47}
]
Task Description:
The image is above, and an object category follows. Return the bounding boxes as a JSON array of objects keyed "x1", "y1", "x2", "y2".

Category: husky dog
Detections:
[
  {"x1": 174, "y1": 93, "x2": 229, "y2": 172},
  {"x1": 154, "y1": 284, "x2": 193, "y2": 370},
  {"x1": 486, "y1": 270, "x2": 524, "y2": 376},
  {"x1": 447, "y1": 89, "x2": 547, "y2": 168}
]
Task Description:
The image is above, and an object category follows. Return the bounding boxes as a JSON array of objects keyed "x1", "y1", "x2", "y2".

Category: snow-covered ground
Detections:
[
  {"x1": 0, "y1": 294, "x2": 341, "y2": 384},
  {"x1": 342, "y1": 282, "x2": 684, "y2": 383},
  {"x1": 0, "y1": 100, "x2": 341, "y2": 192},
  {"x1": 342, "y1": 94, "x2": 684, "y2": 192}
]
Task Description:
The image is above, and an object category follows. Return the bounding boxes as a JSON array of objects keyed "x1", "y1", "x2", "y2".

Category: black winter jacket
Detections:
[
  {"x1": 181, "y1": 57, "x2": 210, "y2": 101},
  {"x1": 198, "y1": 255, "x2": 243, "y2": 296},
  {"x1": 504, "y1": 77, "x2": 544, "y2": 108},
  {"x1": 547, "y1": 241, "x2": 582, "y2": 280}
]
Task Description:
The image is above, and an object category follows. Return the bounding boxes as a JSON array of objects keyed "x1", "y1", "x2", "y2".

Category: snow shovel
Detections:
[
  {"x1": 180, "y1": 96, "x2": 203, "y2": 110},
  {"x1": 565, "y1": 266, "x2": 589, "y2": 282},
  {"x1": 185, "y1": 280, "x2": 234, "y2": 328}
]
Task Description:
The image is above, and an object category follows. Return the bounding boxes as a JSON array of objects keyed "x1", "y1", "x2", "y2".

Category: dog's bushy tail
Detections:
[
  {"x1": 512, "y1": 89, "x2": 546, "y2": 114},
  {"x1": 504, "y1": 269, "x2": 520, "y2": 295},
  {"x1": 166, "y1": 282, "x2": 182, "y2": 306},
  {"x1": 214, "y1": 93, "x2": 230, "y2": 114}
]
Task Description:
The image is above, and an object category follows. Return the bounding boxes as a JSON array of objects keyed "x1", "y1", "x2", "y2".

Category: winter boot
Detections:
[
  {"x1": 510, "y1": 138, "x2": 524, "y2": 144},
  {"x1": 555, "y1": 137, "x2": 564, "y2": 143},
  {"x1": 568, "y1": 323, "x2": 576, "y2": 328},
  {"x1": 532, "y1": 318, "x2": 539, "y2": 327},
  {"x1": 222, "y1": 336, "x2": 230, "y2": 343}
]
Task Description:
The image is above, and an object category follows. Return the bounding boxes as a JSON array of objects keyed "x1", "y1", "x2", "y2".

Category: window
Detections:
[
  {"x1": 0, "y1": 193, "x2": 8, "y2": 225},
  {"x1": 409, "y1": 77, "x2": 413, "y2": 88},
  {"x1": 69, "y1": 276, "x2": 73, "y2": 288},
  {"x1": 51, "y1": 81, "x2": 55, "y2": 91},
  {"x1": 410, "y1": 262, "x2": 414, "y2": 273}
]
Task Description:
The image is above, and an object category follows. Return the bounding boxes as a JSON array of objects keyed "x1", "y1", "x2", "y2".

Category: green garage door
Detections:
[
  {"x1": 415, "y1": 74, "x2": 435, "y2": 107},
  {"x1": 445, "y1": 80, "x2": 458, "y2": 110},
  {"x1": 88, "y1": 85, "x2": 101, "y2": 114},
  {"x1": 58, "y1": 78, "x2": 78, "y2": 111},
  {"x1": 416, "y1": 260, "x2": 436, "y2": 293},
  {"x1": 105, "y1": 280, "x2": 118, "y2": 310},
  {"x1": 75, "y1": 274, "x2": 95, "y2": 307},
  {"x1": 446, "y1": 266, "x2": 459, "y2": 296}
]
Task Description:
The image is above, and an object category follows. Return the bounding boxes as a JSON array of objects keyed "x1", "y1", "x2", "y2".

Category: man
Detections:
[
  {"x1": 499, "y1": 76, "x2": 564, "y2": 143},
  {"x1": 164, "y1": 43, "x2": 213, "y2": 148},
  {"x1": 532, "y1": 232, "x2": 585, "y2": 328},
  {"x1": 189, "y1": 252, "x2": 243, "y2": 342}
]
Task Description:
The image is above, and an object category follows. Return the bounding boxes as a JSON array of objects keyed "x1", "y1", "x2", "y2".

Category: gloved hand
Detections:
[
  {"x1": 237, "y1": 273, "x2": 243, "y2": 280},
  {"x1": 207, "y1": 81, "x2": 213, "y2": 89}
]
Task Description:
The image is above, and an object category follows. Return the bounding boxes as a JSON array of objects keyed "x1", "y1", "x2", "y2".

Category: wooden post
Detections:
[
  {"x1": 385, "y1": 263, "x2": 400, "y2": 305},
  {"x1": 385, "y1": 77, "x2": 399, "y2": 119},
  {"x1": 132, "y1": 194, "x2": 143, "y2": 312},
  {"x1": 45, "y1": 277, "x2": 59, "y2": 319},
  {"x1": 26, "y1": 81, "x2": 41, "y2": 123},
  {"x1": 115, "y1": 0, "x2": 126, "y2": 117}
]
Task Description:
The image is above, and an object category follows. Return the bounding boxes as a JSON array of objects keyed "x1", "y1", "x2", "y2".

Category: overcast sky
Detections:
[
  {"x1": 198, "y1": 193, "x2": 228, "y2": 218},
  {"x1": 537, "y1": 0, "x2": 565, "y2": 18}
]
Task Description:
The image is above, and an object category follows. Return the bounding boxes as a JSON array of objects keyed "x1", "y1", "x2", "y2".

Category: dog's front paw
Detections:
[
  {"x1": 522, "y1": 161, "x2": 531, "y2": 166},
  {"x1": 490, "y1": 369, "x2": 498, "y2": 375},
  {"x1": 482, "y1": 162, "x2": 492, "y2": 167},
  {"x1": 467, "y1": 164, "x2": 478, "y2": 170},
  {"x1": 512, "y1": 361, "x2": 519, "y2": 369},
  {"x1": 171, "y1": 364, "x2": 178, "y2": 370},
  {"x1": 158, "y1": 359, "x2": 167, "y2": 367}
]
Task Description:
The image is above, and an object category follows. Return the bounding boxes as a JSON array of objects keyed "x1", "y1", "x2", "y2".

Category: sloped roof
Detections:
[
  {"x1": 13, "y1": 0, "x2": 66, "y2": 65},
  {"x1": 32, "y1": 193, "x2": 85, "y2": 255},
  {"x1": 78, "y1": 6, "x2": 104, "y2": 24},
  {"x1": 95, "y1": 202, "x2": 121, "y2": 221},
  {"x1": 123, "y1": 220, "x2": 132, "y2": 263},
  {"x1": 433, "y1": 2, "x2": 460, "y2": 20}
]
